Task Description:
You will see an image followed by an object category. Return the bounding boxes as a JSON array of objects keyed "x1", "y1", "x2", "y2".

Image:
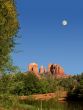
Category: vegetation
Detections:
[
  {"x1": 0, "y1": 72, "x2": 83, "y2": 109},
  {"x1": 67, "y1": 73, "x2": 83, "y2": 101},
  {"x1": 0, "y1": 1, "x2": 83, "y2": 109},
  {"x1": 0, "y1": 0, "x2": 19, "y2": 73},
  {"x1": 1, "y1": 72, "x2": 83, "y2": 96},
  {"x1": 0, "y1": 94, "x2": 36, "y2": 110},
  {"x1": 0, "y1": 72, "x2": 72, "y2": 96}
]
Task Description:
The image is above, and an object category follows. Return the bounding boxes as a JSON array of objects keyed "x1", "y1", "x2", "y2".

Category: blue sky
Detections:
[{"x1": 13, "y1": 0, "x2": 83, "y2": 74}]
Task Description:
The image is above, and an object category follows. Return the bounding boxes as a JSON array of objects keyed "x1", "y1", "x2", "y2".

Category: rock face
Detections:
[
  {"x1": 39, "y1": 66, "x2": 44, "y2": 74},
  {"x1": 39, "y1": 66, "x2": 47, "y2": 74},
  {"x1": 48, "y1": 64, "x2": 64, "y2": 76},
  {"x1": 48, "y1": 64, "x2": 52, "y2": 73},
  {"x1": 28, "y1": 63, "x2": 65, "y2": 78},
  {"x1": 28, "y1": 63, "x2": 39, "y2": 77}
]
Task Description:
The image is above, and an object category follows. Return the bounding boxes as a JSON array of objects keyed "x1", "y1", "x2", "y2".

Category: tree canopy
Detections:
[{"x1": 0, "y1": 0, "x2": 19, "y2": 73}]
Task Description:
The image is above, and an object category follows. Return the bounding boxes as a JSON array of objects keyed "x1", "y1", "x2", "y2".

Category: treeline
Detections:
[
  {"x1": 0, "y1": 72, "x2": 83, "y2": 109},
  {"x1": 0, "y1": 72, "x2": 78, "y2": 96},
  {"x1": 67, "y1": 73, "x2": 83, "y2": 101},
  {"x1": 0, "y1": 72, "x2": 83, "y2": 97}
]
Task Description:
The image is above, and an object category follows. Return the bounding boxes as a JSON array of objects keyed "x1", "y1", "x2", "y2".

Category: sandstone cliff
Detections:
[
  {"x1": 28, "y1": 63, "x2": 69, "y2": 78},
  {"x1": 39, "y1": 66, "x2": 47, "y2": 74},
  {"x1": 48, "y1": 64, "x2": 64, "y2": 76},
  {"x1": 28, "y1": 63, "x2": 39, "y2": 77}
]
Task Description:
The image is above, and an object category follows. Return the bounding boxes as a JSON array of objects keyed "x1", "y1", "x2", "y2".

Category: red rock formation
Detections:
[
  {"x1": 39, "y1": 66, "x2": 47, "y2": 74},
  {"x1": 28, "y1": 63, "x2": 66, "y2": 78},
  {"x1": 55, "y1": 64, "x2": 64, "y2": 76},
  {"x1": 48, "y1": 64, "x2": 64, "y2": 76},
  {"x1": 28, "y1": 63, "x2": 39, "y2": 77},
  {"x1": 39, "y1": 66, "x2": 44, "y2": 74},
  {"x1": 48, "y1": 64, "x2": 52, "y2": 72}
]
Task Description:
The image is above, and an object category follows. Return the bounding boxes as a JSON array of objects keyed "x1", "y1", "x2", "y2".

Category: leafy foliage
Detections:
[
  {"x1": 0, "y1": 72, "x2": 72, "y2": 96},
  {"x1": 0, "y1": 0, "x2": 19, "y2": 73},
  {"x1": 0, "y1": 72, "x2": 83, "y2": 102},
  {"x1": 67, "y1": 73, "x2": 83, "y2": 101}
]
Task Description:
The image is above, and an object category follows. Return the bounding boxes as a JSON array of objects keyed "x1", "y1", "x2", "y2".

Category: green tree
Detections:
[
  {"x1": 67, "y1": 73, "x2": 83, "y2": 101},
  {"x1": 0, "y1": 0, "x2": 19, "y2": 73},
  {"x1": 23, "y1": 73, "x2": 40, "y2": 95}
]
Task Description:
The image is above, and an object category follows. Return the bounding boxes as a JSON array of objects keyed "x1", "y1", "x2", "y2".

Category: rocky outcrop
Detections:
[
  {"x1": 48, "y1": 64, "x2": 52, "y2": 73},
  {"x1": 28, "y1": 63, "x2": 39, "y2": 77},
  {"x1": 39, "y1": 66, "x2": 47, "y2": 74},
  {"x1": 48, "y1": 64, "x2": 64, "y2": 76},
  {"x1": 28, "y1": 63, "x2": 66, "y2": 78}
]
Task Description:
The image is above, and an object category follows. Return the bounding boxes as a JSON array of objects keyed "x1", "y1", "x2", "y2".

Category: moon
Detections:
[{"x1": 62, "y1": 20, "x2": 68, "y2": 26}]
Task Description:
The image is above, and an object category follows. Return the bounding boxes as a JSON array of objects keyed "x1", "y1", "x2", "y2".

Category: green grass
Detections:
[{"x1": 0, "y1": 94, "x2": 37, "y2": 110}]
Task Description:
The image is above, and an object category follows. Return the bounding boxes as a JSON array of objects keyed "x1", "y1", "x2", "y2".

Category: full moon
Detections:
[{"x1": 62, "y1": 20, "x2": 68, "y2": 26}]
